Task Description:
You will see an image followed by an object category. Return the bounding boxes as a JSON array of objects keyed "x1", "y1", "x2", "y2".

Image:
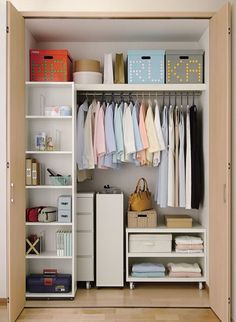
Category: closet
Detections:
[{"x1": 6, "y1": 2, "x2": 231, "y2": 322}]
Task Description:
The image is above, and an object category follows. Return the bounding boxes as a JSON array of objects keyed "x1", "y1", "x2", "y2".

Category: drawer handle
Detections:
[{"x1": 143, "y1": 242, "x2": 155, "y2": 246}]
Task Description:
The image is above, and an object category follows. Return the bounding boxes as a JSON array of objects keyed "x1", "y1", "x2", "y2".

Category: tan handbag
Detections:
[{"x1": 128, "y1": 178, "x2": 152, "y2": 211}]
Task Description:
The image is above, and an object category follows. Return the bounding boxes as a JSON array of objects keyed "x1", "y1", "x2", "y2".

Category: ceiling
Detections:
[{"x1": 25, "y1": 19, "x2": 209, "y2": 43}]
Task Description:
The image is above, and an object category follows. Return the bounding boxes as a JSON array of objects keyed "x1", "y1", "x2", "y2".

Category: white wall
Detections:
[
  {"x1": 0, "y1": 0, "x2": 7, "y2": 299},
  {"x1": 2, "y1": 1, "x2": 235, "y2": 320}
]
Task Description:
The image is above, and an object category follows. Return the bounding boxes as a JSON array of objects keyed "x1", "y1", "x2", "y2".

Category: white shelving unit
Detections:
[
  {"x1": 25, "y1": 81, "x2": 76, "y2": 298},
  {"x1": 126, "y1": 225, "x2": 207, "y2": 290}
]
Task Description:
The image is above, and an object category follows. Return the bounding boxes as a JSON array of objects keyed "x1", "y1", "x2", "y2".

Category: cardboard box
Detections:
[
  {"x1": 165, "y1": 215, "x2": 193, "y2": 228},
  {"x1": 30, "y1": 49, "x2": 73, "y2": 81},
  {"x1": 25, "y1": 158, "x2": 33, "y2": 185},
  {"x1": 166, "y1": 50, "x2": 204, "y2": 84},
  {"x1": 127, "y1": 50, "x2": 165, "y2": 84},
  {"x1": 128, "y1": 209, "x2": 157, "y2": 228}
]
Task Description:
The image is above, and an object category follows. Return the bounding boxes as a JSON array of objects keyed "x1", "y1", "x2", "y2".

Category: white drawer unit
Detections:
[
  {"x1": 129, "y1": 234, "x2": 172, "y2": 253},
  {"x1": 76, "y1": 193, "x2": 94, "y2": 289}
]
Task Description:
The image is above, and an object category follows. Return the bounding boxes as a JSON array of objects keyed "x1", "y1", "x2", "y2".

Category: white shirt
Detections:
[
  {"x1": 153, "y1": 101, "x2": 165, "y2": 167},
  {"x1": 155, "y1": 105, "x2": 168, "y2": 208},
  {"x1": 167, "y1": 105, "x2": 175, "y2": 207},
  {"x1": 83, "y1": 100, "x2": 96, "y2": 169},
  {"x1": 179, "y1": 109, "x2": 186, "y2": 207},
  {"x1": 123, "y1": 102, "x2": 136, "y2": 161}
]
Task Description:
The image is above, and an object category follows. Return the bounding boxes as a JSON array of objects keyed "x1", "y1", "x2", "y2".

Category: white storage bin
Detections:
[{"x1": 129, "y1": 234, "x2": 172, "y2": 253}]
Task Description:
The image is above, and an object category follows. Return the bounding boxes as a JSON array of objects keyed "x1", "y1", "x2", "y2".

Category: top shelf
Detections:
[
  {"x1": 25, "y1": 82, "x2": 206, "y2": 92},
  {"x1": 75, "y1": 83, "x2": 207, "y2": 92},
  {"x1": 25, "y1": 81, "x2": 74, "y2": 88}
]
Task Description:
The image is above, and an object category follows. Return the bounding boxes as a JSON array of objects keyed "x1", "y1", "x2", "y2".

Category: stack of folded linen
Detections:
[
  {"x1": 167, "y1": 262, "x2": 202, "y2": 277},
  {"x1": 131, "y1": 263, "x2": 165, "y2": 278},
  {"x1": 175, "y1": 236, "x2": 203, "y2": 253}
]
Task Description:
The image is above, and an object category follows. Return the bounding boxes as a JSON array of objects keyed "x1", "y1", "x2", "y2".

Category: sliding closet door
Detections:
[
  {"x1": 7, "y1": 2, "x2": 25, "y2": 322},
  {"x1": 209, "y1": 3, "x2": 231, "y2": 322}
]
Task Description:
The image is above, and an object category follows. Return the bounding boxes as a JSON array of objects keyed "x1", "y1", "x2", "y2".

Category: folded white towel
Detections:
[
  {"x1": 175, "y1": 236, "x2": 203, "y2": 245},
  {"x1": 167, "y1": 262, "x2": 201, "y2": 273}
]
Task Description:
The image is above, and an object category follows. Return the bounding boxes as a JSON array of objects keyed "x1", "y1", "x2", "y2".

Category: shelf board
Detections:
[
  {"x1": 26, "y1": 185, "x2": 72, "y2": 189},
  {"x1": 26, "y1": 251, "x2": 72, "y2": 259},
  {"x1": 127, "y1": 252, "x2": 205, "y2": 258},
  {"x1": 26, "y1": 222, "x2": 72, "y2": 226},
  {"x1": 126, "y1": 224, "x2": 206, "y2": 233},
  {"x1": 126, "y1": 276, "x2": 206, "y2": 283},
  {"x1": 26, "y1": 115, "x2": 72, "y2": 119},
  {"x1": 26, "y1": 81, "x2": 74, "y2": 88},
  {"x1": 26, "y1": 292, "x2": 74, "y2": 298},
  {"x1": 25, "y1": 151, "x2": 72, "y2": 154},
  {"x1": 75, "y1": 83, "x2": 207, "y2": 92}
]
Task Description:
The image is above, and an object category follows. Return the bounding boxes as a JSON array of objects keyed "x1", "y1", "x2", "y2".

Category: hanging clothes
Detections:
[
  {"x1": 132, "y1": 101, "x2": 143, "y2": 162},
  {"x1": 104, "y1": 103, "x2": 117, "y2": 168},
  {"x1": 175, "y1": 106, "x2": 180, "y2": 207},
  {"x1": 137, "y1": 102, "x2": 149, "y2": 166},
  {"x1": 93, "y1": 101, "x2": 101, "y2": 166},
  {"x1": 178, "y1": 109, "x2": 186, "y2": 207},
  {"x1": 77, "y1": 100, "x2": 88, "y2": 170},
  {"x1": 190, "y1": 104, "x2": 202, "y2": 209},
  {"x1": 145, "y1": 101, "x2": 161, "y2": 165},
  {"x1": 153, "y1": 100, "x2": 165, "y2": 167},
  {"x1": 123, "y1": 102, "x2": 136, "y2": 161},
  {"x1": 114, "y1": 102, "x2": 124, "y2": 162},
  {"x1": 83, "y1": 100, "x2": 96, "y2": 169},
  {"x1": 97, "y1": 103, "x2": 107, "y2": 169},
  {"x1": 155, "y1": 105, "x2": 168, "y2": 208},
  {"x1": 185, "y1": 106, "x2": 192, "y2": 209},
  {"x1": 167, "y1": 105, "x2": 175, "y2": 207}
]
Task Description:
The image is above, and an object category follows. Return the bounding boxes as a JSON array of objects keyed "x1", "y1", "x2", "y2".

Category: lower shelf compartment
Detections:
[{"x1": 126, "y1": 276, "x2": 206, "y2": 282}]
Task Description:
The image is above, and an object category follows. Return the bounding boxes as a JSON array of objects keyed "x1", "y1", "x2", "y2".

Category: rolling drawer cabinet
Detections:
[
  {"x1": 76, "y1": 193, "x2": 94, "y2": 289},
  {"x1": 96, "y1": 193, "x2": 124, "y2": 287}
]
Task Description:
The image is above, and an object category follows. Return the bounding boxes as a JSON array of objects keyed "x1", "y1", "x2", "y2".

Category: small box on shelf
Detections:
[
  {"x1": 164, "y1": 215, "x2": 193, "y2": 228},
  {"x1": 26, "y1": 234, "x2": 42, "y2": 255},
  {"x1": 127, "y1": 209, "x2": 157, "y2": 228}
]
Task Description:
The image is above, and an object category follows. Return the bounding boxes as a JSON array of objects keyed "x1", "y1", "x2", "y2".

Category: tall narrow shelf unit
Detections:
[{"x1": 25, "y1": 82, "x2": 76, "y2": 298}]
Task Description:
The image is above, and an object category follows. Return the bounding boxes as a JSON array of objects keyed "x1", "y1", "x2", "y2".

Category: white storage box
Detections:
[{"x1": 129, "y1": 234, "x2": 172, "y2": 253}]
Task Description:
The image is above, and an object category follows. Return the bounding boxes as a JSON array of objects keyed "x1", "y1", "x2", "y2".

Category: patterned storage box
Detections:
[
  {"x1": 30, "y1": 49, "x2": 73, "y2": 81},
  {"x1": 127, "y1": 50, "x2": 165, "y2": 84},
  {"x1": 166, "y1": 50, "x2": 204, "y2": 84}
]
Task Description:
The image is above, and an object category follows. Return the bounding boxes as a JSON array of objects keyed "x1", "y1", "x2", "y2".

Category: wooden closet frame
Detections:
[{"x1": 7, "y1": 3, "x2": 231, "y2": 322}]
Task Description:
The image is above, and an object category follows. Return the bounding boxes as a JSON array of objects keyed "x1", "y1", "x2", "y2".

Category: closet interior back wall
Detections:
[{"x1": 24, "y1": 18, "x2": 210, "y2": 281}]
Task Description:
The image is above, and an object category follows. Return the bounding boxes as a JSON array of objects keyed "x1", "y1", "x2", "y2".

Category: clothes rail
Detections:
[{"x1": 77, "y1": 91, "x2": 202, "y2": 97}]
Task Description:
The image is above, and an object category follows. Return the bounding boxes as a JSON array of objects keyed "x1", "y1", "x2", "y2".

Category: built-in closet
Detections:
[{"x1": 6, "y1": 2, "x2": 231, "y2": 322}]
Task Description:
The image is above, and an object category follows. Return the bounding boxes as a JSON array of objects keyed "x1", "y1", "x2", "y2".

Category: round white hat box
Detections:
[{"x1": 73, "y1": 71, "x2": 102, "y2": 84}]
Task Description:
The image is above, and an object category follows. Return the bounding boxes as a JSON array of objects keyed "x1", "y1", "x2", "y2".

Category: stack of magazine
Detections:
[{"x1": 56, "y1": 230, "x2": 72, "y2": 256}]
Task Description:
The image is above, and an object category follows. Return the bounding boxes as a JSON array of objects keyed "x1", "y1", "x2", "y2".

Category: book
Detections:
[
  {"x1": 32, "y1": 161, "x2": 40, "y2": 185},
  {"x1": 25, "y1": 158, "x2": 33, "y2": 185}
]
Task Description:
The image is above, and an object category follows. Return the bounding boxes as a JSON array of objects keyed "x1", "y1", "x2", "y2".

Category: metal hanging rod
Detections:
[{"x1": 77, "y1": 91, "x2": 201, "y2": 97}]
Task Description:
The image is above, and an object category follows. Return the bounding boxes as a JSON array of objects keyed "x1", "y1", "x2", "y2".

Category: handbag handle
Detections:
[{"x1": 134, "y1": 178, "x2": 150, "y2": 193}]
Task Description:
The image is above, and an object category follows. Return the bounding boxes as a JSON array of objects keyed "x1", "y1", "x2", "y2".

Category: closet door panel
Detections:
[
  {"x1": 209, "y1": 3, "x2": 231, "y2": 322},
  {"x1": 7, "y1": 2, "x2": 25, "y2": 322}
]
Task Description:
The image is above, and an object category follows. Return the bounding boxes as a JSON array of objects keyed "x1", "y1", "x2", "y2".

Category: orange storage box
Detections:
[{"x1": 30, "y1": 49, "x2": 73, "y2": 81}]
